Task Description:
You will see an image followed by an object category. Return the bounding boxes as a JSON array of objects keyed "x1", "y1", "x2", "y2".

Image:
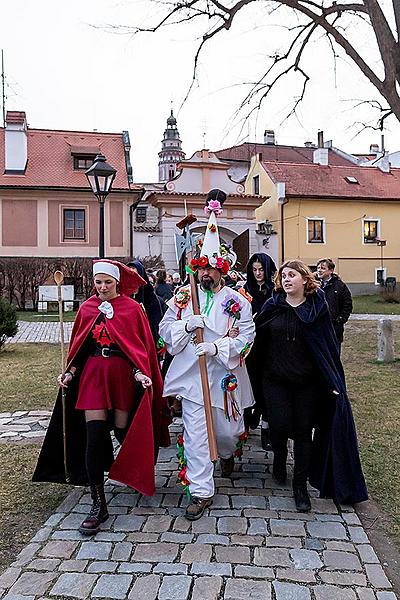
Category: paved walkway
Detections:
[
  {"x1": 0, "y1": 421, "x2": 398, "y2": 599},
  {"x1": 0, "y1": 410, "x2": 51, "y2": 442},
  {"x1": 6, "y1": 314, "x2": 400, "y2": 345},
  {"x1": 8, "y1": 321, "x2": 74, "y2": 344}
]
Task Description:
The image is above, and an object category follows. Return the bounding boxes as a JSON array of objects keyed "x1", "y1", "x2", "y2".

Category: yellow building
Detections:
[{"x1": 245, "y1": 151, "x2": 400, "y2": 294}]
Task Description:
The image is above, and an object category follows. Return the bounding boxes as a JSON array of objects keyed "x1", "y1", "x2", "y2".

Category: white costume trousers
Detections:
[{"x1": 181, "y1": 397, "x2": 245, "y2": 499}]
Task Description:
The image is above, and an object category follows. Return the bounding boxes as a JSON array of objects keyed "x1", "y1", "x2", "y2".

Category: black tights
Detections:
[
  {"x1": 85, "y1": 420, "x2": 108, "y2": 486},
  {"x1": 262, "y1": 379, "x2": 319, "y2": 486}
]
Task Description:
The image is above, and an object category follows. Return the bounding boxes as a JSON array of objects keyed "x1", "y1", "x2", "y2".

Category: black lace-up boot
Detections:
[{"x1": 79, "y1": 483, "x2": 109, "y2": 535}]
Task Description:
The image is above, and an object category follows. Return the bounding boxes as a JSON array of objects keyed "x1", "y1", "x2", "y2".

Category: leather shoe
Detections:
[
  {"x1": 185, "y1": 496, "x2": 213, "y2": 521},
  {"x1": 220, "y1": 456, "x2": 235, "y2": 477},
  {"x1": 293, "y1": 484, "x2": 311, "y2": 512}
]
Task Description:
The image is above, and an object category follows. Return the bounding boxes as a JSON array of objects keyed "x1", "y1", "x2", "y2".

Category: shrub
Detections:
[{"x1": 0, "y1": 299, "x2": 18, "y2": 349}]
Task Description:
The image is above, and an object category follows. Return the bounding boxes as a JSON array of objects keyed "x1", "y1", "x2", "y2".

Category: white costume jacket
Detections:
[{"x1": 160, "y1": 285, "x2": 255, "y2": 411}]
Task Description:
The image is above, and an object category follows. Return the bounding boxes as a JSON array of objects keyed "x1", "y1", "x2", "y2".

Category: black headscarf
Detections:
[
  {"x1": 126, "y1": 260, "x2": 163, "y2": 342},
  {"x1": 244, "y1": 252, "x2": 277, "y2": 315}
]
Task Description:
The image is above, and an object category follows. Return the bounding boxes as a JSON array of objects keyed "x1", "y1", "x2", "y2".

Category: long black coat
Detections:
[
  {"x1": 250, "y1": 288, "x2": 368, "y2": 504},
  {"x1": 321, "y1": 274, "x2": 353, "y2": 344}
]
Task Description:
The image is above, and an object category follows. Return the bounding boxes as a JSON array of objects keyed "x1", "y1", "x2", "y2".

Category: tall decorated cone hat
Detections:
[{"x1": 189, "y1": 189, "x2": 230, "y2": 276}]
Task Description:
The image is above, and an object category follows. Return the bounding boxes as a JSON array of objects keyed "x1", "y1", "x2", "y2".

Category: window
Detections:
[
  {"x1": 253, "y1": 175, "x2": 260, "y2": 195},
  {"x1": 136, "y1": 207, "x2": 147, "y2": 223},
  {"x1": 73, "y1": 156, "x2": 95, "y2": 170},
  {"x1": 363, "y1": 219, "x2": 379, "y2": 244},
  {"x1": 63, "y1": 209, "x2": 85, "y2": 240},
  {"x1": 168, "y1": 167, "x2": 175, "y2": 180},
  {"x1": 307, "y1": 218, "x2": 325, "y2": 243}
]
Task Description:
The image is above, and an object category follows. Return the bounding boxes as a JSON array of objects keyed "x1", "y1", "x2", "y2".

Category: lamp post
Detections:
[
  {"x1": 376, "y1": 238, "x2": 387, "y2": 273},
  {"x1": 85, "y1": 154, "x2": 117, "y2": 258}
]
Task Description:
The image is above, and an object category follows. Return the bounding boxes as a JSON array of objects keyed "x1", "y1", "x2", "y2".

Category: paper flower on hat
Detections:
[
  {"x1": 208, "y1": 223, "x2": 217, "y2": 233},
  {"x1": 204, "y1": 200, "x2": 223, "y2": 216}
]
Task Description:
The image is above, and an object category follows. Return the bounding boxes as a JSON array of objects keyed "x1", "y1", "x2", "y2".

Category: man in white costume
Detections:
[{"x1": 159, "y1": 190, "x2": 255, "y2": 520}]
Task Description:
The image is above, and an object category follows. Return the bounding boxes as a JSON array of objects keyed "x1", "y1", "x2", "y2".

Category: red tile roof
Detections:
[
  {"x1": 262, "y1": 161, "x2": 400, "y2": 200},
  {"x1": 0, "y1": 128, "x2": 130, "y2": 190},
  {"x1": 215, "y1": 142, "x2": 354, "y2": 166}
]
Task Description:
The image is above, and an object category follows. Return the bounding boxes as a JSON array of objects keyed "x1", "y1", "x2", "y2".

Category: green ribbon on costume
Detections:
[{"x1": 203, "y1": 290, "x2": 214, "y2": 317}]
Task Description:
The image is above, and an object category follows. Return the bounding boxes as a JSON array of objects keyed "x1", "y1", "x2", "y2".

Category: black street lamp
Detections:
[{"x1": 85, "y1": 154, "x2": 117, "y2": 258}]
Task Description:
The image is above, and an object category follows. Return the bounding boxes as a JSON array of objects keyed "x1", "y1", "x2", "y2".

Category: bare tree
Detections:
[{"x1": 126, "y1": 0, "x2": 400, "y2": 126}]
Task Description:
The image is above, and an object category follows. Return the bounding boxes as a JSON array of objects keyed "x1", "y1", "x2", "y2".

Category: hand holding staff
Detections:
[{"x1": 54, "y1": 270, "x2": 70, "y2": 483}]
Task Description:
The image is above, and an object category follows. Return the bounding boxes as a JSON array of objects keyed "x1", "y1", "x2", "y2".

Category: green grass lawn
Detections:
[
  {"x1": 352, "y1": 294, "x2": 400, "y2": 315},
  {"x1": 343, "y1": 321, "x2": 400, "y2": 542},
  {"x1": 0, "y1": 344, "x2": 63, "y2": 412},
  {"x1": 16, "y1": 310, "x2": 77, "y2": 322}
]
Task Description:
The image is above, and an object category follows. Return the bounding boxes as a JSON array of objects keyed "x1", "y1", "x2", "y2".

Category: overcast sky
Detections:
[{"x1": 1, "y1": 0, "x2": 399, "y2": 181}]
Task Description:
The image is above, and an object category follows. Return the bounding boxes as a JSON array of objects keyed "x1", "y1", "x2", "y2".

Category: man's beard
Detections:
[{"x1": 201, "y1": 275, "x2": 219, "y2": 291}]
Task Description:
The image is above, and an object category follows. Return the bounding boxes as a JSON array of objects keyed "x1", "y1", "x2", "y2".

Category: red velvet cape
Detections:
[{"x1": 33, "y1": 294, "x2": 170, "y2": 496}]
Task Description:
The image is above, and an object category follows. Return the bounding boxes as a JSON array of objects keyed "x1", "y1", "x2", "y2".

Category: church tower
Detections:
[{"x1": 158, "y1": 109, "x2": 185, "y2": 182}]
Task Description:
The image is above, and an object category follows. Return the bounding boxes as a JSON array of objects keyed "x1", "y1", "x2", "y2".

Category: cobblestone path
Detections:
[
  {"x1": 0, "y1": 422, "x2": 397, "y2": 600},
  {"x1": 8, "y1": 321, "x2": 73, "y2": 344}
]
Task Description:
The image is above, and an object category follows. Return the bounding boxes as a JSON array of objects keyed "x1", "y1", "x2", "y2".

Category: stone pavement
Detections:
[
  {"x1": 0, "y1": 410, "x2": 51, "y2": 442},
  {"x1": 0, "y1": 422, "x2": 398, "y2": 600},
  {"x1": 8, "y1": 321, "x2": 73, "y2": 344},
  {"x1": 6, "y1": 313, "x2": 400, "y2": 346}
]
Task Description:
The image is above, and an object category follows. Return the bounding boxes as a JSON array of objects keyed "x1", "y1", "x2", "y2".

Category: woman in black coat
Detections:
[
  {"x1": 244, "y1": 253, "x2": 277, "y2": 447},
  {"x1": 249, "y1": 259, "x2": 367, "y2": 511},
  {"x1": 127, "y1": 260, "x2": 164, "y2": 344}
]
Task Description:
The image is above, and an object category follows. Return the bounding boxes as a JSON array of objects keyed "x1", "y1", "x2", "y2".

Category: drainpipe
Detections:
[
  {"x1": 277, "y1": 182, "x2": 287, "y2": 263},
  {"x1": 129, "y1": 187, "x2": 146, "y2": 257}
]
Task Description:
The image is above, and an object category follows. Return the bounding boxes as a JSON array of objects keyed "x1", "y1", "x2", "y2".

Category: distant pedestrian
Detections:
[
  {"x1": 316, "y1": 258, "x2": 352, "y2": 348},
  {"x1": 172, "y1": 272, "x2": 182, "y2": 289},
  {"x1": 155, "y1": 269, "x2": 174, "y2": 302}
]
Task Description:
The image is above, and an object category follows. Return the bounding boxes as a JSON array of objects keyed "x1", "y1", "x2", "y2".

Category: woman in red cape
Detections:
[{"x1": 33, "y1": 260, "x2": 170, "y2": 535}]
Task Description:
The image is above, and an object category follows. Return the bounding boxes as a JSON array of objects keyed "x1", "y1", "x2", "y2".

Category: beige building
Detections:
[{"x1": 245, "y1": 150, "x2": 400, "y2": 293}]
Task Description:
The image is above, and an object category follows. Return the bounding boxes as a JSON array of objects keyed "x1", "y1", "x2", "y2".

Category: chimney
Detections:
[
  {"x1": 370, "y1": 143, "x2": 380, "y2": 155},
  {"x1": 313, "y1": 148, "x2": 329, "y2": 166},
  {"x1": 5, "y1": 111, "x2": 28, "y2": 173},
  {"x1": 263, "y1": 129, "x2": 275, "y2": 145},
  {"x1": 317, "y1": 130, "x2": 324, "y2": 148}
]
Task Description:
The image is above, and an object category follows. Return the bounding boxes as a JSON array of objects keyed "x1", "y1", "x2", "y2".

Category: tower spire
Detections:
[{"x1": 158, "y1": 108, "x2": 185, "y2": 183}]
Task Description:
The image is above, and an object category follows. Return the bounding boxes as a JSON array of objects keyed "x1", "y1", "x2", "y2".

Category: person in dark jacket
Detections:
[
  {"x1": 316, "y1": 258, "x2": 352, "y2": 347},
  {"x1": 127, "y1": 260, "x2": 164, "y2": 345},
  {"x1": 244, "y1": 253, "x2": 277, "y2": 448},
  {"x1": 249, "y1": 259, "x2": 367, "y2": 511},
  {"x1": 155, "y1": 269, "x2": 174, "y2": 303}
]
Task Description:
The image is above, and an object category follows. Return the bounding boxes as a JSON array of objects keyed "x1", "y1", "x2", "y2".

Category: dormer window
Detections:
[
  {"x1": 70, "y1": 145, "x2": 100, "y2": 171},
  {"x1": 73, "y1": 156, "x2": 96, "y2": 170}
]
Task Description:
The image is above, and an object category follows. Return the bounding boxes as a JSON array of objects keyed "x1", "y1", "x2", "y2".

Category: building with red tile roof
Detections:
[
  {"x1": 0, "y1": 111, "x2": 143, "y2": 259},
  {"x1": 245, "y1": 151, "x2": 400, "y2": 292}
]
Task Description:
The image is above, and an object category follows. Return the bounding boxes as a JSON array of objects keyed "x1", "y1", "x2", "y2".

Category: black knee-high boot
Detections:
[
  {"x1": 114, "y1": 426, "x2": 128, "y2": 446},
  {"x1": 79, "y1": 420, "x2": 109, "y2": 535},
  {"x1": 270, "y1": 431, "x2": 288, "y2": 484}
]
